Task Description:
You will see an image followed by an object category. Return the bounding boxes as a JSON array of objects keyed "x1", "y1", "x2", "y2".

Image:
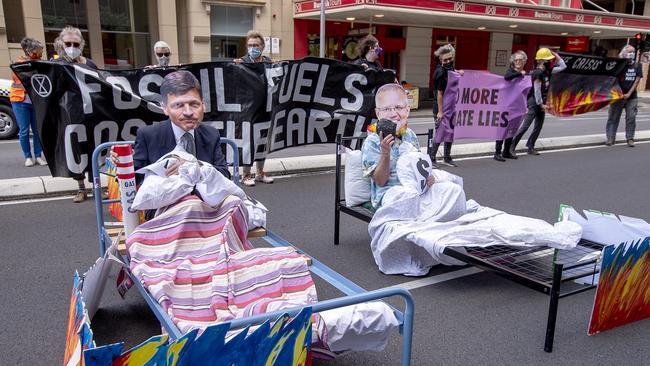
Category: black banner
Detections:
[
  {"x1": 549, "y1": 52, "x2": 628, "y2": 116},
  {"x1": 12, "y1": 58, "x2": 394, "y2": 177}
]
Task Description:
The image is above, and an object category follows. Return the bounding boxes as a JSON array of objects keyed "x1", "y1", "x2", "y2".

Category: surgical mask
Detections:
[
  {"x1": 248, "y1": 47, "x2": 262, "y2": 59},
  {"x1": 156, "y1": 55, "x2": 170, "y2": 66},
  {"x1": 65, "y1": 46, "x2": 81, "y2": 60},
  {"x1": 627, "y1": 52, "x2": 635, "y2": 60},
  {"x1": 374, "y1": 46, "x2": 384, "y2": 57}
]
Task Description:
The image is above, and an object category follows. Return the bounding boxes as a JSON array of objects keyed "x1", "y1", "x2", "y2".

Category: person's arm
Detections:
[
  {"x1": 551, "y1": 53, "x2": 566, "y2": 74},
  {"x1": 371, "y1": 134, "x2": 394, "y2": 187},
  {"x1": 133, "y1": 128, "x2": 149, "y2": 185},
  {"x1": 625, "y1": 64, "x2": 643, "y2": 99},
  {"x1": 436, "y1": 90, "x2": 444, "y2": 120},
  {"x1": 533, "y1": 79, "x2": 543, "y2": 106}
]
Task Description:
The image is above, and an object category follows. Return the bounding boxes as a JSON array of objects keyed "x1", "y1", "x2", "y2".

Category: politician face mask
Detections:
[{"x1": 65, "y1": 46, "x2": 82, "y2": 60}]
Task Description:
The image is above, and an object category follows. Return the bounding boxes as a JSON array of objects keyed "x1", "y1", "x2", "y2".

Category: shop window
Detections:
[
  {"x1": 210, "y1": 5, "x2": 253, "y2": 61},
  {"x1": 385, "y1": 27, "x2": 403, "y2": 39},
  {"x1": 99, "y1": 0, "x2": 151, "y2": 69},
  {"x1": 3, "y1": 0, "x2": 26, "y2": 43}
]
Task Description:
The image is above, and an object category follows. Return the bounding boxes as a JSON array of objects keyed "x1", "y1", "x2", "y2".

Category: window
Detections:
[
  {"x1": 3, "y1": 0, "x2": 26, "y2": 43},
  {"x1": 210, "y1": 5, "x2": 254, "y2": 61},
  {"x1": 99, "y1": 0, "x2": 150, "y2": 69},
  {"x1": 41, "y1": 0, "x2": 90, "y2": 59}
]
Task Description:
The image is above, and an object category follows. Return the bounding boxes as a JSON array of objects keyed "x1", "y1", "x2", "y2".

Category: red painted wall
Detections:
[{"x1": 429, "y1": 28, "x2": 490, "y2": 90}]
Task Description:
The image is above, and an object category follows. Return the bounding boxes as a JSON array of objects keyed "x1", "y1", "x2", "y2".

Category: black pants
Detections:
[
  {"x1": 513, "y1": 105, "x2": 545, "y2": 150},
  {"x1": 495, "y1": 138, "x2": 513, "y2": 154}
]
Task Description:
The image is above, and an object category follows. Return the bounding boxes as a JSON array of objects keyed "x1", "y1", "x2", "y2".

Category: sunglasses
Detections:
[
  {"x1": 64, "y1": 41, "x2": 80, "y2": 48},
  {"x1": 156, "y1": 52, "x2": 170, "y2": 57}
]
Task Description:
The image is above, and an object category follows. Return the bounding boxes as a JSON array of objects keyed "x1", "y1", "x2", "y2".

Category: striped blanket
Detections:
[{"x1": 126, "y1": 195, "x2": 318, "y2": 334}]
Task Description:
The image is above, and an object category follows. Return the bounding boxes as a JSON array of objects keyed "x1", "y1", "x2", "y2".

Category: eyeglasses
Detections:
[
  {"x1": 376, "y1": 105, "x2": 408, "y2": 113},
  {"x1": 156, "y1": 52, "x2": 170, "y2": 57},
  {"x1": 64, "y1": 42, "x2": 80, "y2": 48},
  {"x1": 514, "y1": 58, "x2": 526, "y2": 62}
]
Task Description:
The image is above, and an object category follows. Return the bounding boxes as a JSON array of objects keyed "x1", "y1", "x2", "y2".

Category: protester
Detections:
[
  {"x1": 430, "y1": 44, "x2": 463, "y2": 168},
  {"x1": 233, "y1": 30, "x2": 274, "y2": 187},
  {"x1": 510, "y1": 48, "x2": 566, "y2": 156},
  {"x1": 150, "y1": 41, "x2": 172, "y2": 67},
  {"x1": 54, "y1": 26, "x2": 98, "y2": 202},
  {"x1": 361, "y1": 83, "x2": 433, "y2": 208},
  {"x1": 10, "y1": 37, "x2": 47, "y2": 167},
  {"x1": 605, "y1": 45, "x2": 643, "y2": 147},
  {"x1": 495, "y1": 50, "x2": 527, "y2": 162},
  {"x1": 353, "y1": 35, "x2": 384, "y2": 71}
]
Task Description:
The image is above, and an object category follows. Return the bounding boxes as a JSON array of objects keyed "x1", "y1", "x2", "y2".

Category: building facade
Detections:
[{"x1": 0, "y1": 0, "x2": 295, "y2": 78}]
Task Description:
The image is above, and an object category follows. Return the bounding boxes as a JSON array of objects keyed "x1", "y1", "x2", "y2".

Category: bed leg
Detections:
[{"x1": 544, "y1": 262, "x2": 563, "y2": 353}]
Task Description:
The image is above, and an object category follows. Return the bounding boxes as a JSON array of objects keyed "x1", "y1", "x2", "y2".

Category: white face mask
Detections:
[
  {"x1": 156, "y1": 55, "x2": 170, "y2": 66},
  {"x1": 627, "y1": 52, "x2": 635, "y2": 60},
  {"x1": 65, "y1": 47, "x2": 81, "y2": 60}
]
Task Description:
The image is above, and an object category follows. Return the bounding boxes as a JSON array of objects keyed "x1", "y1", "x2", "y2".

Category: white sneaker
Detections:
[
  {"x1": 241, "y1": 175, "x2": 256, "y2": 187},
  {"x1": 24, "y1": 158, "x2": 35, "y2": 167},
  {"x1": 255, "y1": 173, "x2": 274, "y2": 184},
  {"x1": 35, "y1": 156, "x2": 48, "y2": 166}
]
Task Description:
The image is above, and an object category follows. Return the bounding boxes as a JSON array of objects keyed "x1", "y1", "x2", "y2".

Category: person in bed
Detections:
[{"x1": 361, "y1": 83, "x2": 435, "y2": 208}]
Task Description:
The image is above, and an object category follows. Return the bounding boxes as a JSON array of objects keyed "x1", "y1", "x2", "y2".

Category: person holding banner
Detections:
[
  {"x1": 54, "y1": 26, "x2": 98, "y2": 202},
  {"x1": 149, "y1": 41, "x2": 172, "y2": 68},
  {"x1": 362, "y1": 84, "x2": 432, "y2": 208},
  {"x1": 234, "y1": 30, "x2": 274, "y2": 187},
  {"x1": 10, "y1": 37, "x2": 47, "y2": 167},
  {"x1": 353, "y1": 35, "x2": 384, "y2": 71},
  {"x1": 495, "y1": 50, "x2": 528, "y2": 162},
  {"x1": 605, "y1": 45, "x2": 643, "y2": 147},
  {"x1": 510, "y1": 48, "x2": 565, "y2": 156},
  {"x1": 431, "y1": 44, "x2": 463, "y2": 168}
]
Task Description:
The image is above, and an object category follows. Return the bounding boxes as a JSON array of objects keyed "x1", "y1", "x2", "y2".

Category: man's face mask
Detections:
[
  {"x1": 627, "y1": 52, "x2": 636, "y2": 60},
  {"x1": 65, "y1": 46, "x2": 81, "y2": 60},
  {"x1": 156, "y1": 52, "x2": 170, "y2": 66},
  {"x1": 374, "y1": 46, "x2": 384, "y2": 57},
  {"x1": 248, "y1": 47, "x2": 262, "y2": 59},
  {"x1": 441, "y1": 55, "x2": 454, "y2": 69}
]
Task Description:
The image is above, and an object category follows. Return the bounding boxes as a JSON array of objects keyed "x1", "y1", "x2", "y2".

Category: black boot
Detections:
[
  {"x1": 430, "y1": 143, "x2": 441, "y2": 169},
  {"x1": 502, "y1": 138, "x2": 518, "y2": 159},
  {"x1": 494, "y1": 141, "x2": 505, "y2": 162},
  {"x1": 493, "y1": 152, "x2": 506, "y2": 162},
  {"x1": 442, "y1": 142, "x2": 458, "y2": 167}
]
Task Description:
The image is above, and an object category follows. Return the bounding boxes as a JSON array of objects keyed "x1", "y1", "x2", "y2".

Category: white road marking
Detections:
[
  {"x1": 382, "y1": 267, "x2": 483, "y2": 291},
  {"x1": 0, "y1": 194, "x2": 78, "y2": 206}
]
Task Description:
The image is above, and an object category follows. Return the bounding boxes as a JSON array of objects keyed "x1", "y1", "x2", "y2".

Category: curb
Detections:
[{"x1": 1, "y1": 131, "x2": 648, "y2": 201}]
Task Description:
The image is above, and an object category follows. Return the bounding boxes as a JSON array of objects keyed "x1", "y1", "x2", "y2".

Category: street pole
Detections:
[{"x1": 320, "y1": 0, "x2": 325, "y2": 58}]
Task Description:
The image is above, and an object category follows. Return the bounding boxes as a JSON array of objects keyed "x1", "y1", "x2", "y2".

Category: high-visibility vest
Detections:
[{"x1": 9, "y1": 56, "x2": 30, "y2": 102}]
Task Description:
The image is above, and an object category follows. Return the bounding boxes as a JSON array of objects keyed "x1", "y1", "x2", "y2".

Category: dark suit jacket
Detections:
[{"x1": 133, "y1": 120, "x2": 230, "y2": 180}]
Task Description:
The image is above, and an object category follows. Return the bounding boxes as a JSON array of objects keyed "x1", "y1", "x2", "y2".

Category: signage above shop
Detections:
[{"x1": 565, "y1": 36, "x2": 589, "y2": 52}]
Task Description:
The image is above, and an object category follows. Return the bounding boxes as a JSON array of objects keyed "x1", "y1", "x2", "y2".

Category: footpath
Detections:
[{"x1": 2, "y1": 90, "x2": 650, "y2": 201}]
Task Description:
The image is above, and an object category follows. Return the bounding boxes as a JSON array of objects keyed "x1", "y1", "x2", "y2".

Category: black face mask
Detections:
[
  {"x1": 443, "y1": 61, "x2": 454, "y2": 70},
  {"x1": 543, "y1": 61, "x2": 552, "y2": 70}
]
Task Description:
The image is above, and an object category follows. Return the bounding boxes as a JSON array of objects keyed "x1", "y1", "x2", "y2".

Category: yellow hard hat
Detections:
[{"x1": 535, "y1": 48, "x2": 555, "y2": 60}]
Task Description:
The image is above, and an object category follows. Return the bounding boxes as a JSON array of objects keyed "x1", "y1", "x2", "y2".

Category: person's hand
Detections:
[
  {"x1": 108, "y1": 149, "x2": 118, "y2": 166},
  {"x1": 436, "y1": 111, "x2": 443, "y2": 121},
  {"x1": 165, "y1": 157, "x2": 188, "y2": 176},
  {"x1": 361, "y1": 63, "x2": 369, "y2": 70},
  {"x1": 520, "y1": 70, "x2": 526, "y2": 76},
  {"x1": 426, "y1": 175, "x2": 435, "y2": 187},
  {"x1": 541, "y1": 104, "x2": 550, "y2": 112},
  {"x1": 233, "y1": 58, "x2": 243, "y2": 64},
  {"x1": 457, "y1": 69, "x2": 465, "y2": 76},
  {"x1": 623, "y1": 93, "x2": 630, "y2": 100},
  {"x1": 379, "y1": 132, "x2": 395, "y2": 156}
]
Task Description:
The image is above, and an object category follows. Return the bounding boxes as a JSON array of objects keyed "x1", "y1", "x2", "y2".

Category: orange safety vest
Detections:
[{"x1": 9, "y1": 55, "x2": 30, "y2": 102}]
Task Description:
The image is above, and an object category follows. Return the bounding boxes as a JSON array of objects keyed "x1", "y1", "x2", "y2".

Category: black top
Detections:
[
  {"x1": 241, "y1": 55, "x2": 272, "y2": 64},
  {"x1": 432, "y1": 65, "x2": 450, "y2": 115},
  {"x1": 353, "y1": 57, "x2": 383, "y2": 71},
  {"x1": 504, "y1": 67, "x2": 524, "y2": 81},
  {"x1": 619, "y1": 62, "x2": 643, "y2": 98},
  {"x1": 53, "y1": 57, "x2": 98, "y2": 70},
  {"x1": 526, "y1": 68, "x2": 550, "y2": 106}
]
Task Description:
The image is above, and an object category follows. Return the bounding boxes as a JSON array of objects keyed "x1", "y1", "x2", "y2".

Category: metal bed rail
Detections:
[{"x1": 90, "y1": 140, "x2": 415, "y2": 365}]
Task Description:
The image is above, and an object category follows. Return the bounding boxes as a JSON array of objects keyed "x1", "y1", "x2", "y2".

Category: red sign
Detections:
[{"x1": 565, "y1": 36, "x2": 589, "y2": 52}]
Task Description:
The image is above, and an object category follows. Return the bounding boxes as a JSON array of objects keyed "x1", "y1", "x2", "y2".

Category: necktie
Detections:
[{"x1": 181, "y1": 132, "x2": 196, "y2": 156}]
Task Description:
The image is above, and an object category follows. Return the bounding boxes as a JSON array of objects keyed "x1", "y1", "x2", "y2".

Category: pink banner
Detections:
[{"x1": 441, "y1": 70, "x2": 531, "y2": 140}]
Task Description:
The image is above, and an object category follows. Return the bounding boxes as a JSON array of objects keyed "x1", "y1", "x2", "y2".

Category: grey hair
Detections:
[
  {"x1": 619, "y1": 45, "x2": 636, "y2": 58},
  {"x1": 59, "y1": 26, "x2": 86, "y2": 51},
  {"x1": 509, "y1": 50, "x2": 528, "y2": 66},
  {"x1": 434, "y1": 44, "x2": 455, "y2": 59},
  {"x1": 375, "y1": 83, "x2": 407, "y2": 105},
  {"x1": 53, "y1": 37, "x2": 65, "y2": 56},
  {"x1": 20, "y1": 37, "x2": 43, "y2": 54},
  {"x1": 154, "y1": 40, "x2": 170, "y2": 51},
  {"x1": 160, "y1": 71, "x2": 201, "y2": 104}
]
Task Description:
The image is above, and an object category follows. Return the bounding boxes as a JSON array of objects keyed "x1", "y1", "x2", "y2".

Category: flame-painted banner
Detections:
[
  {"x1": 64, "y1": 273, "x2": 313, "y2": 365},
  {"x1": 589, "y1": 236, "x2": 650, "y2": 335},
  {"x1": 12, "y1": 58, "x2": 394, "y2": 177},
  {"x1": 549, "y1": 52, "x2": 628, "y2": 117}
]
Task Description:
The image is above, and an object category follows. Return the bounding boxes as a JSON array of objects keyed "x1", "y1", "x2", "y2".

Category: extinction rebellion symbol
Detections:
[{"x1": 31, "y1": 74, "x2": 52, "y2": 97}]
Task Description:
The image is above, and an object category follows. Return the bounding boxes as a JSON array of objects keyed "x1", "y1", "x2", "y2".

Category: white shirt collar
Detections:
[{"x1": 170, "y1": 122, "x2": 195, "y2": 145}]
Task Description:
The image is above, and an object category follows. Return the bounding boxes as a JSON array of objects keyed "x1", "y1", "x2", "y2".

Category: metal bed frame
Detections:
[
  {"x1": 442, "y1": 240, "x2": 603, "y2": 352},
  {"x1": 90, "y1": 140, "x2": 415, "y2": 365},
  {"x1": 334, "y1": 129, "x2": 434, "y2": 245}
]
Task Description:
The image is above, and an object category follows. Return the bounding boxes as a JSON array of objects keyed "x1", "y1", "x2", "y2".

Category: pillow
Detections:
[{"x1": 344, "y1": 149, "x2": 371, "y2": 207}]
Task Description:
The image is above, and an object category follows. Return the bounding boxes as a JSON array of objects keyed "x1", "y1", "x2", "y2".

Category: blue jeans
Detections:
[{"x1": 11, "y1": 102, "x2": 42, "y2": 159}]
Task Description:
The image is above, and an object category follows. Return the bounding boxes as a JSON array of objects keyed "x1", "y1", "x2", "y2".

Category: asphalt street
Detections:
[
  {"x1": 2, "y1": 107, "x2": 650, "y2": 179},
  {"x1": 1, "y1": 142, "x2": 649, "y2": 365}
]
